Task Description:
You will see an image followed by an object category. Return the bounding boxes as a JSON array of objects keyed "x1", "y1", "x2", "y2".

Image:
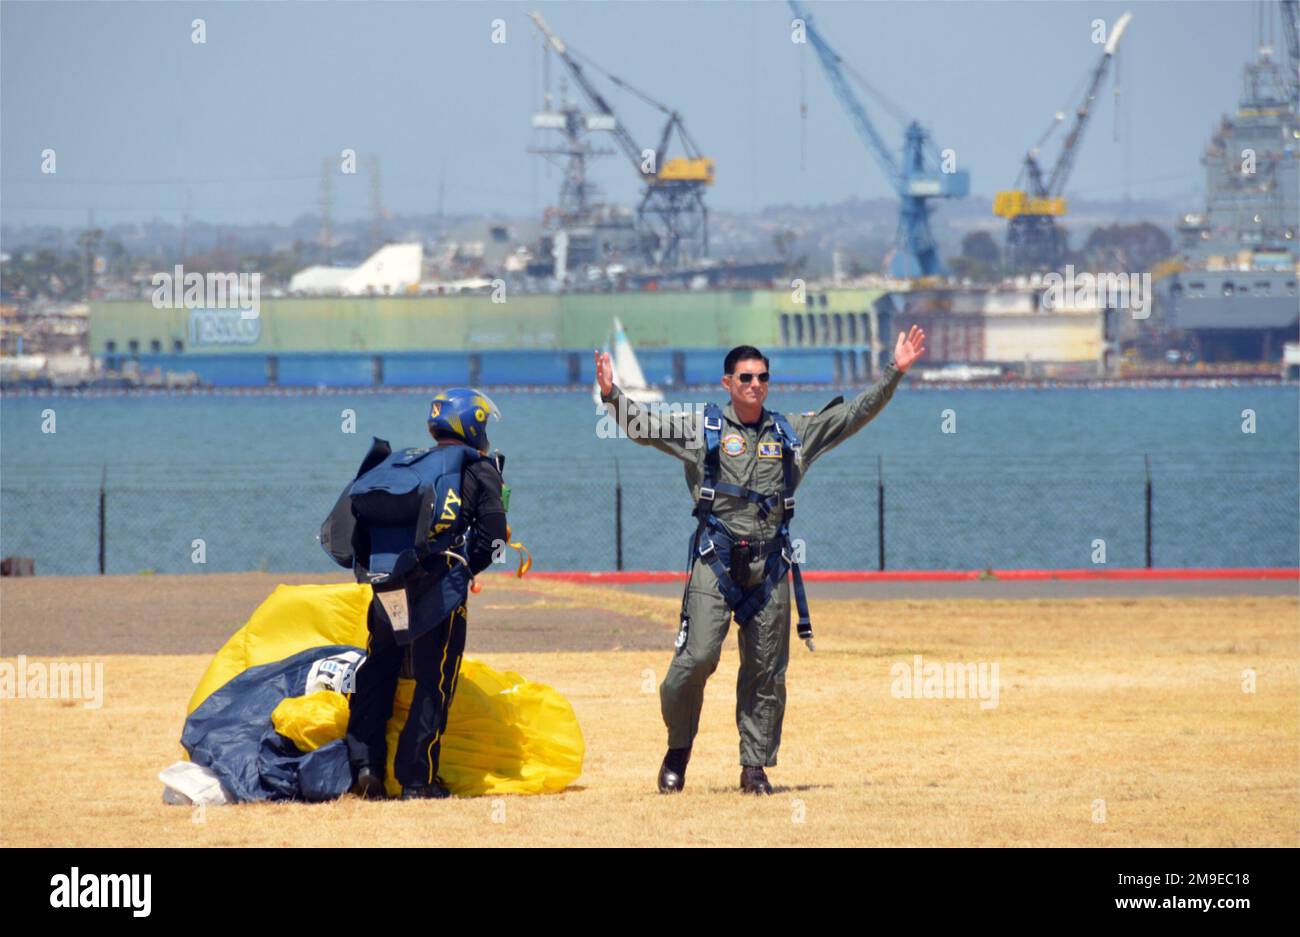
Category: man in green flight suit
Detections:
[{"x1": 595, "y1": 325, "x2": 926, "y2": 795}]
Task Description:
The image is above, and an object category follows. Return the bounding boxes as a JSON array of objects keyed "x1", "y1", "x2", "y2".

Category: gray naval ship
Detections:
[{"x1": 1155, "y1": 8, "x2": 1299, "y2": 363}]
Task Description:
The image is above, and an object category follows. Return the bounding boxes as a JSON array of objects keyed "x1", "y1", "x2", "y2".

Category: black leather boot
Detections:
[
  {"x1": 401, "y1": 777, "x2": 453, "y2": 799},
  {"x1": 740, "y1": 765, "x2": 773, "y2": 795},
  {"x1": 657, "y1": 747, "x2": 691, "y2": 793},
  {"x1": 350, "y1": 765, "x2": 387, "y2": 800}
]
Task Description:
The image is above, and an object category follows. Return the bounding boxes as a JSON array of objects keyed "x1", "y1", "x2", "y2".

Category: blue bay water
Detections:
[{"x1": 1, "y1": 384, "x2": 1296, "y2": 574}]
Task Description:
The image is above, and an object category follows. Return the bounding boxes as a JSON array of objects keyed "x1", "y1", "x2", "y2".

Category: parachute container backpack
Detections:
[{"x1": 320, "y1": 436, "x2": 485, "y2": 645}]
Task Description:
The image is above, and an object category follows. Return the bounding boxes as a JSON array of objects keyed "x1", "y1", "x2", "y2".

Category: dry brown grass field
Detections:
[{"x1": 2, "y1": 576, "x2": 1297, "y2": 847}]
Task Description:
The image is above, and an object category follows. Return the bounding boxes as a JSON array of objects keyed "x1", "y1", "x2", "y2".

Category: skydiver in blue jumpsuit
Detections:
[{"x1": 321, "y1": 388, "x2": 509, "y2": 800}]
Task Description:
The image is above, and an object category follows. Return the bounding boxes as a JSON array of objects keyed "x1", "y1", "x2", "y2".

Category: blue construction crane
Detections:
[{"x1": 790, "y1": 0, "x2": 969, "y2": 278}]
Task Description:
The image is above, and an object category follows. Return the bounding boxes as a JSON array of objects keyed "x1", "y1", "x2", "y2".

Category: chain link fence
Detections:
[{"x1": 3, "y1": 454, "x2": 1295, "y2": 575}]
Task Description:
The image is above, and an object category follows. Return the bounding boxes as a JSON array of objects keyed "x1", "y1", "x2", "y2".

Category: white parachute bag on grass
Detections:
[{"x1": 159, "y1": 761, "x2": 235, "y2": 807}]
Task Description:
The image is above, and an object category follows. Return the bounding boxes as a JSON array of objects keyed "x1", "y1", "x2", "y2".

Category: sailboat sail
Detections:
[{"x1": 611, "y1": 317, "x2": 650, "y2": 390}]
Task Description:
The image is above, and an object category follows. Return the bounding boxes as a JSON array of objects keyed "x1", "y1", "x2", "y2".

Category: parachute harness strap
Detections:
[{"x1": 681, "y1": 403, "x2": 814, "y2": 652}]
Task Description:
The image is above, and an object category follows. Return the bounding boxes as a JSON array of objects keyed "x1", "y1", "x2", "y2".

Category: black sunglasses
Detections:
[{"x1": 732, "y1": 372, "x2": 770, "y2": 384}]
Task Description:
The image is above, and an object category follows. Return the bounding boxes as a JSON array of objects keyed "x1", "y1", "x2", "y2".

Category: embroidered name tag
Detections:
[{"x1": 757, "y1": 440, "x2": 783, "y2": 459}]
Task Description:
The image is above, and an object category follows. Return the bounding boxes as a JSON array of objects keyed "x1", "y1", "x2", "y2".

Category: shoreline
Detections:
[{"x1": 3, "y1": 376, "x2": 1295, "y2": 399}]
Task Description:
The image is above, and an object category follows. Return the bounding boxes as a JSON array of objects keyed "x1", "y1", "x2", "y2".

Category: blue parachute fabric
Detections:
[
  {"x1": 256, "y1": 732, "x2": 352, "y2": 803},
  {"x1": 181, "y1": 645, "x2": 358, "y2": 802}
]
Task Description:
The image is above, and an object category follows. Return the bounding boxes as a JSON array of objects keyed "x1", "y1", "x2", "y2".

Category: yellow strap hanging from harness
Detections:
[
  {"x1": 469, "y1": 524, "x2": 531, "y2": 593},
  {"x1": 507, "y1": 524, "x2": 532, "y2": 577}
]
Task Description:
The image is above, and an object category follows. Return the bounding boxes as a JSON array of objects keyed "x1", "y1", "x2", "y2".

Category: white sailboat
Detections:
[{"x1": 594, "y1": 316, "x2": 664, "y2": 406}]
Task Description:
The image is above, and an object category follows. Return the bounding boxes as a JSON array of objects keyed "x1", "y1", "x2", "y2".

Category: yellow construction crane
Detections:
[
  {"x1": 530, "y1": 11, "x2": 714, "y2": 268},
  {"x1": 995, "y1": 11, "x2": 1132, "y2": 271}
]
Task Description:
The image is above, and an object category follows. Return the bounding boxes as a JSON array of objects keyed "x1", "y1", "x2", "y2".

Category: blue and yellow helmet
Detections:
[{"x1": 427, "y1": 387, "x2": 501, "y2": 452}]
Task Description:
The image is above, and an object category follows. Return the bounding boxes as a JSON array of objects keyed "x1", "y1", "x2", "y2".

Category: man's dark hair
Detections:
[{"x1": 724, "y1": 345, "x2": 769, "y2": 375}]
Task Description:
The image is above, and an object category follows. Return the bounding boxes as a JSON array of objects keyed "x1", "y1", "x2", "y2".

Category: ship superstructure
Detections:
[{"x1": 1155, "y1": 4, "x2": 1300, "y2": 361}]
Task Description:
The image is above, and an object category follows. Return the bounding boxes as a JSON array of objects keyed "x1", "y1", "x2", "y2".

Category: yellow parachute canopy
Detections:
[{"x1": 188, "y1": 582, "x2": 584, "y2": 797}]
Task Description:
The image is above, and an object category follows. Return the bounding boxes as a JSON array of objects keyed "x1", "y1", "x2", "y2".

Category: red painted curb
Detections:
[{"x1": 523, "y1": 568, "x2": 1300, "y2": 584}]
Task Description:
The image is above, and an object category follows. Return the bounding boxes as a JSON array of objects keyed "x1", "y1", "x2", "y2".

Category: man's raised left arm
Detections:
[{"x1": 796, "y1": 325, "x2": 926, "y2": 465}]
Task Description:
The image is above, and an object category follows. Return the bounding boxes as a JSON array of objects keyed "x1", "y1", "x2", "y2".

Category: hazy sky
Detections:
[{"x1": 0, "y1": 0, "x2": 1283, "y2": 228}]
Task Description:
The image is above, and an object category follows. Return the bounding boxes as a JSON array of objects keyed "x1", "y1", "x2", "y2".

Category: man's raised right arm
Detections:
[{"x1": 600, "y1": 381, "x2": 699, "y2": 464}]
